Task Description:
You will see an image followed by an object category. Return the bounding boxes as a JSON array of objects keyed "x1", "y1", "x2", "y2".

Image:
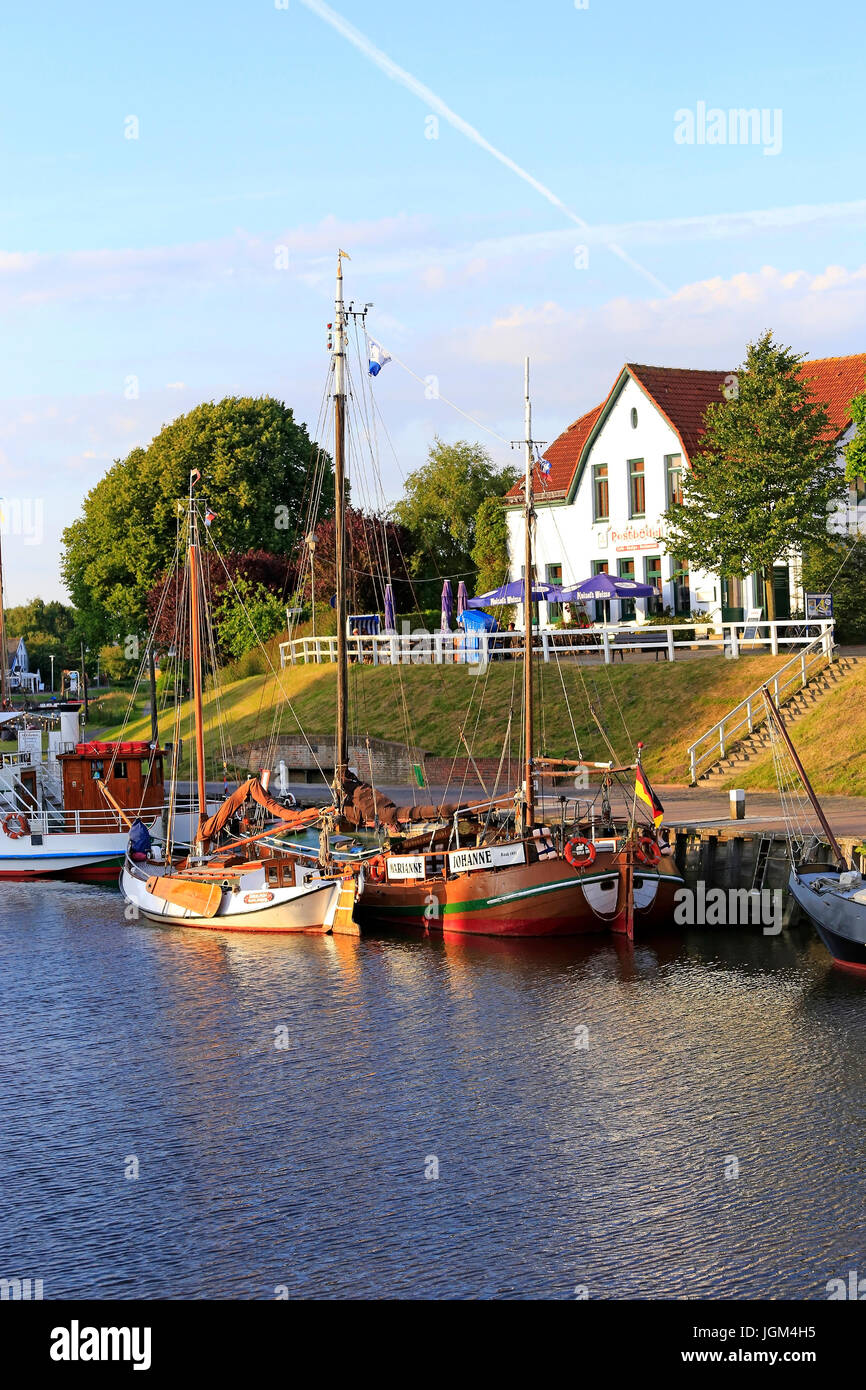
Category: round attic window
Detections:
[{"x1": 630, "y1": 407, "x2": 638, "y2": 428}]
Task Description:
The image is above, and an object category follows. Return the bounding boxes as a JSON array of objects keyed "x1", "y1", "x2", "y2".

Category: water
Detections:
[{"x1": 1, "y1": 880, "x2": 864, "y2": 1300}]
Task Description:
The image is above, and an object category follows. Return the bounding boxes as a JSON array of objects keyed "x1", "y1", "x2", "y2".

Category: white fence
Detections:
[
  {"x1": 687, "y1": 630, "x2": 835, "y2": 783},
  {"x1": 280, "y1": 619, "x2": 835, "y2": 669}
]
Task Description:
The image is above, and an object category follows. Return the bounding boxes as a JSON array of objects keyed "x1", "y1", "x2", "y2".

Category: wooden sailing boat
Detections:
[
  {"x1": 120, "y1": 470, "x2": 357, "y2": 934},
  {"x1": 765, "y1": 686, "x2": 866, "y2": 974},
  {"x1": 328, "y1": 288, "x2": 636, "y2": 935}
]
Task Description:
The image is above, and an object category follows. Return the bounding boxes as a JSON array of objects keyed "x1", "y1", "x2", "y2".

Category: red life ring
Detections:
[
  {"x1": 636, "y1": 836, "x2": 661, "y2": 866},
  {"x1": 564, "y1": 837, "x2": 596, "y2": 868},
  {"x1": 2, "y1": 811, "x2": 30, "y2": 840},
  {"x1": 367, "y1": 855, "x2": 386, "y2": 882}
]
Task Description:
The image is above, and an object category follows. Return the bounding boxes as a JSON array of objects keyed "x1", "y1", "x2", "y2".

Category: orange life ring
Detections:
[
  {"x1": 367, "y1": 855, "x2": 386, "y2": 882},
  {"x1": 636, "y1": 836, "x2": 661, "y2": 866},
  {"x1": 2, "y1": 812, "x2": 30, "y2": 840},
  {"x1": 564, "y1": 837, "x2": 596, "y2": 868}
]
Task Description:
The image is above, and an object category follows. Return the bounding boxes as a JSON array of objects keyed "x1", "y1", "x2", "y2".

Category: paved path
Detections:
[{"x1": 180, "y1": 779, "x2": 866, "y2": 841}]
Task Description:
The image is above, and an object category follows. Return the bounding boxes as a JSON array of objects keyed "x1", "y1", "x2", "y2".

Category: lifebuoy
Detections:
[
  {"x1": 2, "y1": 812, "x2": 30, "y2": 840},
  {"x1": 367, "y1": 855, "x2": 386, "y2": 882},
  {"x1": 564, "y1": 837, "x2": 596, "y2": 868},
  {"x1": 636, "y1": 836, "x2": 661, "y2": 866}
]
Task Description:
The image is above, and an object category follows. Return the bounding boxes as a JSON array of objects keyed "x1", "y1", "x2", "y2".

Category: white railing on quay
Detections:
[
  {"x1": 687, "y1": 629, "x2": 836, "y2": 784},
  {"x1": 279, "y1": 619, "x2": 835, "y2": 669}
]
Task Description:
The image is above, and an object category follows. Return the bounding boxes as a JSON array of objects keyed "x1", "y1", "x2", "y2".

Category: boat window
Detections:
[{"x1": 112, "y1": 761, "x2": 128, "y2": 780}]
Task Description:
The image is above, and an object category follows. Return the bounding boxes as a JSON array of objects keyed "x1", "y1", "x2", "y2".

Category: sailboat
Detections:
[
  {"x1": 764, "y1": 686, "x2": 866, "y2": 974},
  {"x1": 119, "y1": 471, "x2": 358, "y2": 934},
  {"x1": 321, "y1": 254, "x2": 680, "y2": 937}
]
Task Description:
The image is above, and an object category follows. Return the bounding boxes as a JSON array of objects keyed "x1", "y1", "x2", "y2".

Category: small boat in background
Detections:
[{"x1": 763, "y1": 685, "x2": 866, "y2": 974}]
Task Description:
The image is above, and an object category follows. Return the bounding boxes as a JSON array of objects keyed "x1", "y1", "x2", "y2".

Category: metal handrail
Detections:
[{"x1": 687, "y1": 632, "x2": 835, "y2": 783}]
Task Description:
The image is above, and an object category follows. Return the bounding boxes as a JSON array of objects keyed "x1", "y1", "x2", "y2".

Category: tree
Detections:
[
  {"x1": 61, "y1": 397, "x2": 332, "y2": 645},
  {"x1": 147, "y1": 549, "x2": 294, "y2": 650},
  {"x1": 663, "y1": 332, "x2": 846, "y2": 619},
  {"x1": 310, "y1": 508, "x2": 411, "y2": 613},
  {"x1": 842, "y1": 379, "x2": 866, "y2": 487},
  {"x1": 213, "y1": 577, "x2": 287, "y2": 661},
  {"x1": 4, "y1": 598, "x2": 80, "y2": 678},
  {"x1": 471, "y1": 496, "x2": 511, "y2": 596},
  {"x1": 393, "y1": 438, "x2": 518, "y2": 604},
  {"x1": 801, "y1": 534, "x2": 866, "y2": 644}
]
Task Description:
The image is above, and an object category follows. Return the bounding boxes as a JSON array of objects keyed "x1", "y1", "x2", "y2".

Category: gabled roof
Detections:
[
  {"x1": 801, "y1": 353, "x2": 866, "y2": 436},
  {"x1": 505, "y1": 402, "x2": 603, "y2": 502},
  {"x1": 626, "y1": 364, "x2": 729, "y2": 460},
  {"x1": 516, "y1": 352, "x2": 866, "y2": 506}
]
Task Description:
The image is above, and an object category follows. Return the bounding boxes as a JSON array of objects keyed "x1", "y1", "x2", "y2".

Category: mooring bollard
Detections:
[{"x1": 729, "y1": 789, "x2": 745, "y2": 821}]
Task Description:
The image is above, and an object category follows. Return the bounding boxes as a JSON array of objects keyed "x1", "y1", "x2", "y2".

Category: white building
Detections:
[{"x1": 506, "y1": 354, "x2": 866, "y2": 626}]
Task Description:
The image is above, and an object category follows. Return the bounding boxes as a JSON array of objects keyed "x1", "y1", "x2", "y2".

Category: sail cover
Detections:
[{"x1": 199, "y1": 776, "x2": 318, "y2": 841}]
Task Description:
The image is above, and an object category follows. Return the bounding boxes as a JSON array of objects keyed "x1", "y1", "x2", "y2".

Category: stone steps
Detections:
[{"x1": 699, "y1": 655, "x2": 860, "y2": 785}]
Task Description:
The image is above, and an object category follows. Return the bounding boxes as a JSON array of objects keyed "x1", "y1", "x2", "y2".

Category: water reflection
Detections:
[{"x1": 0, "y1": 882, "x2": 863, "y2": 1300}]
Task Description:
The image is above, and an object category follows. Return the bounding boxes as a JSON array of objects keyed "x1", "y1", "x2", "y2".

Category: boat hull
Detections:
[
  {"x1": 789, "y1": 868, "x2": 866, "y2": 974},
  {"x1": 0, "y1": 833, "x2": 129, "y2": 881},
  {"x1": 355, "y1": 852, "x2": 626, "y2": 937},
  {"x1": 631, "y1": 856, "x2": 686, "y2": 928},
  {"x1": 121, "y1": 858, "x2": 346, "y2": 934}
]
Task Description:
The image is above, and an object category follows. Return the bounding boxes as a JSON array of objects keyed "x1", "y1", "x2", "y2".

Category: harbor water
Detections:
[{"x1": 2, "y1": 879, "x2": 864, "y2": 1300}]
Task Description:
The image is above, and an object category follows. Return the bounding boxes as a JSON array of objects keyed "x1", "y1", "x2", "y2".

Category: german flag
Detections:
[{"x1": 635, "y1": 764, "x2": 664, "y2": 828}]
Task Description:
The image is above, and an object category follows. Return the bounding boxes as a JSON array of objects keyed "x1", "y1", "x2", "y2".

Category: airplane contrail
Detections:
[{"x1": 296, "y1": 0, "x2": 671, "y2": 295}]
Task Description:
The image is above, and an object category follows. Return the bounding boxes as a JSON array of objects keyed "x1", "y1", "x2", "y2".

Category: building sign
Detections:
[
  {"x1": 448, "y1": 844, "x2": 526, "y2": 874},
  {"x1": 386, "y1": 856, "x2": 426, "y2": 881},
  {"x1": 805, "y1": 592, "x2": 833, "y2": 619},
  {"x1": 609, "y1": 522, "x2": 665, "y2": 553}
]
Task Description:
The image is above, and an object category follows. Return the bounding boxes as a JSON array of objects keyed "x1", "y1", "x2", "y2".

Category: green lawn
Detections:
[{"x1": 95, "y1": 650, "x2": 795, "y2": 786}]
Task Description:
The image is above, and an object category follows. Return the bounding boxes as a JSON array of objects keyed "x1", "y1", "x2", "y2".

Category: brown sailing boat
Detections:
[{"x1": 319, "y1": 256, "x2": 677, "y2": 937}]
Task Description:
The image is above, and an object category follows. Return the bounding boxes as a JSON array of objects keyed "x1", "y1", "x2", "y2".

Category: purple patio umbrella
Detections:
[
  {"x1": 557, "y1": 574, "x2": 658, "y2": 602},
  {"x1": 440, "y1": 579, "x2": 454, "y2": 631},
  {"x1": 384, "y1": 582, "x2": 396, "y2": 631},
  {"x1": 467, "y1": 578, "x2": 559, "y2": 607},
  {"x1": 457, "y1": 580, "x2": 468, "y2": 619}
]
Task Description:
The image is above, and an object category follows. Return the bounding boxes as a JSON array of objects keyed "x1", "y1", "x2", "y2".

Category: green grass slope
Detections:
[{"x1": 93, "y1": 651, "x2": 792, "y2": 785}]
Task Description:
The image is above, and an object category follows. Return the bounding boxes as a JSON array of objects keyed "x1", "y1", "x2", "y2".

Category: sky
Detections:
[{"x1": 2, "y1": 0, "x2": 865, "y2": 603}]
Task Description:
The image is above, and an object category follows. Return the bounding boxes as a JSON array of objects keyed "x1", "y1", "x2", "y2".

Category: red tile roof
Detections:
[
  {"x1": 800, "y1": 354, "x2": 866, "y2": 437},
  {"x1": 514, "y1": 353, "x2": 866, "y2": 503},
  {"x1": 626, "y1": 364, "x2": 730, "y2": 459},
  {"x1": 505, "y1": 402, "x2": 603, "y2": 501}
]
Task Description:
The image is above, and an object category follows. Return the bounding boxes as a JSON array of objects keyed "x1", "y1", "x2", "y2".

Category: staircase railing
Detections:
[{"x1": 687, "y1": 631, "x2": 836, "y2": 784}]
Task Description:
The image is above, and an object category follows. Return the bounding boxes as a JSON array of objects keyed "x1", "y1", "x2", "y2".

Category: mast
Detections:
[
  {"x1": 763, "y1": 685, "x2": 847, "y2": 870},
  {"x1": 333, "y1": 252, "x2": 349, "y2": 798},
  {"x1": 0, "y1": 520, "x2": 8, "y2": 707},
  {"x1": 188, "y1": 470, "x2": 208, "y2": 844},
  {"x1": 522, "y1": 356, "x2": 534, "y2": 834}
]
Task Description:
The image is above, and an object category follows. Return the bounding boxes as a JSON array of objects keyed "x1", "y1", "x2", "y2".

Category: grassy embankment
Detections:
[
  {"x1": 92, "y1": 650, "x2": 802, "y2": 787},
  {"x1": 713, "y1": 657, "x2": 866, "y2": 796}
]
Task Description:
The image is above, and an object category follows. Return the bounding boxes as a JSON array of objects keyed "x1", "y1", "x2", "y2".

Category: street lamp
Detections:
[
  {"x1": 306, "y1": 532, "x2": 317, "y2": 639},
  {"x1": 49, "y1": 653, "x2": 55, "y2": 693}
]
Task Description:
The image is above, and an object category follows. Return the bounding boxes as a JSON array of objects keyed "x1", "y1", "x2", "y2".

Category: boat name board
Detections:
[
  {"x1": 449, "y1": 844, "x2": 526, "y2": 874},
  {"x1": 243, "y1": 891, "x2": 274, "y2": 904},
  {"x1": 386, "y1": 856, "x2": 427, "y2": 881}
]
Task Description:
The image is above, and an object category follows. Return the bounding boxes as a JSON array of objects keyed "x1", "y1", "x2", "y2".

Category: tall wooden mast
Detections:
[
  {"x1": 188, "y1": 470, "x2": 208, "y2": 844},
  {"x1": 0, "y1": 519, "x2": 9, "y2": 708},
  {"x1": 522, "y1": 357, "x2": 535, "y2": 834},
  {"x1": 333, "y1": 253, "x2": 349, "y2": 798}
]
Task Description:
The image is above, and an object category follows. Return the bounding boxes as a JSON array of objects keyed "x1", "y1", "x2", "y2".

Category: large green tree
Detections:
[
  {"x1": 663, "y1": 332, "x2": 846, "y2": 618},
  {"x1": 62, "y1": 397, "x2": 332, "y2": 644},
  {"x1": 471, "y1": 495, "x2": 511, "y2": 596},
  {"x1": 5, "y1": 598, "x2": 80, "y2": 681},
  {"x1": 393, "y1": 438, "x2": 517, "y2": 603}
]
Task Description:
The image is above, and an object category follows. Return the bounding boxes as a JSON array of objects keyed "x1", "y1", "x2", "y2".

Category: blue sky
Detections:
[{"x1": 2, "y1": 0, "x2": 865, "y2": 602}]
